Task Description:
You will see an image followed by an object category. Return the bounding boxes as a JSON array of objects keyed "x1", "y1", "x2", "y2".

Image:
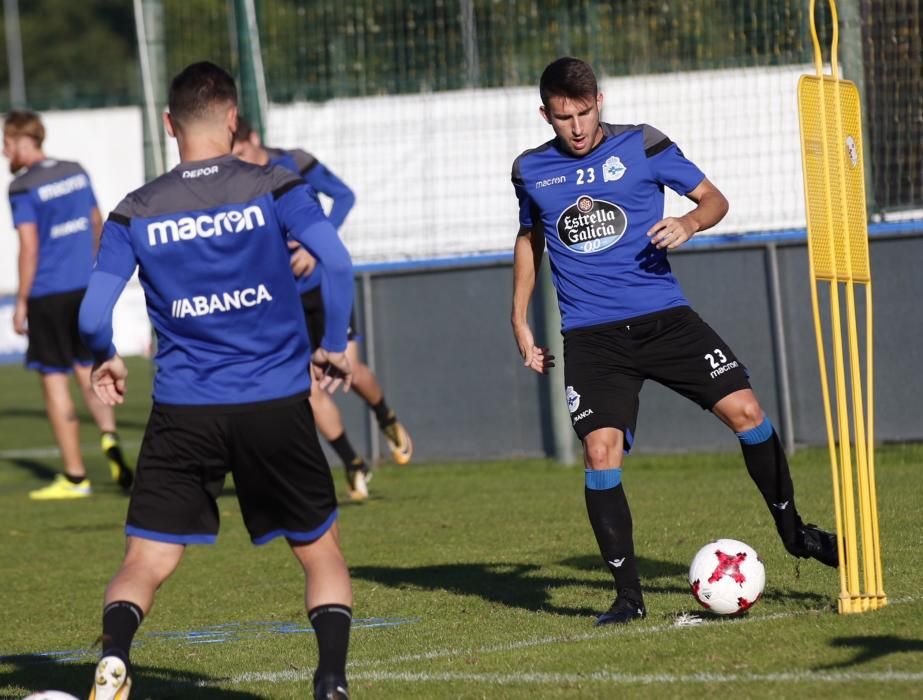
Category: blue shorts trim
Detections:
[
  {"x1": 26, "y1": 360, "x2": 76, "y2": 374},
  {"x1": 125, "y1": 525, "x2": 218, "y2": 545},
  {"x1": 252, "y1": 509, "x2": 338, "y2": 546}
]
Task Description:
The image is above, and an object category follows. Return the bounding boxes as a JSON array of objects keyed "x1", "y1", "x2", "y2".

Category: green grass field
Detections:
[{"x1": 1, "y1": 358, "x2": 922, "y2": 699}]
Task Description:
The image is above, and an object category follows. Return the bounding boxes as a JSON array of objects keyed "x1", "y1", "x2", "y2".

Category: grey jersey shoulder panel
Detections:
[
  {"x1": 601, "y1": 123, "x2": 673, "y2": 157},
  {"x1": 112, "y1": 156, "x2": 302, "y2": 220},
  {"x1": 9, "y1": 159, "x2": 88, "y2": 195},
  {"x1": 287, "y1": 148, "x2": 318, "y2": 175},
  {"x1": 511, "y1": 140, "x2": 556, "y2": 185}
]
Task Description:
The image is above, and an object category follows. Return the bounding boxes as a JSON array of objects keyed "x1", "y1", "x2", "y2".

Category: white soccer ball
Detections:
[
  {"x1": 23, "y1": 693, "x2": 80, "y2": 700},
  {"x1": 688, "y1": 538, "x2": 765, "y2": 615}
]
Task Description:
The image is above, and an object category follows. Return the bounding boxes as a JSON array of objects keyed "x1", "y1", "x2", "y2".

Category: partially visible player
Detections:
[
  {"x1": 233, "y1": 118, "x2": 413, "y2": 501},
  {"x1": 511, "y1": 57, "x2": 837, "y2": 626},
  {"x1": 3, "y1": 110, "x2": 132, "y2": 499},
  {"x1": 79, "y1": 62, "x2": 354, "y2": 699}
]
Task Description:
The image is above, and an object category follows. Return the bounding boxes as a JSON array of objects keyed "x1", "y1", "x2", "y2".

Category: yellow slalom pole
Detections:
[
  {"x1": 829, "y1": 0, "x2": 877, "y2": 611},
  {"x1": 799, "y1": 0, "x2": 885, "y2": 613},
  {"x1": 803, "y1": 0, "x2": 849, "y2": 610}
]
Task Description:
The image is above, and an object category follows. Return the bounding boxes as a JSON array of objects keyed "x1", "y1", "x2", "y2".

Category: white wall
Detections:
[{"x1": 268, "y1": 64, "x2": 814, "y2": 263}]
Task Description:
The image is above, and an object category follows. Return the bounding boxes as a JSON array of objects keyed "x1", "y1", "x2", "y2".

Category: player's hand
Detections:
[
  {"x1": 647, "y1": 214, "x2": 697, "y2": 250},
  {"x1": 91, "y1": 354, "x2": 128, "y2": 406},
  {"x1": 12, "y1": 298, "x2": 27, "y2": 335},
  {"x1": 311, "y1": 348, "x2": 352, "y2": 394},
  {"x1": 288, "y1": 241, "x2": 318, "y2": 278},
  {"x1": 513, "y1": 322, "x2": 555, "y2": 375}
]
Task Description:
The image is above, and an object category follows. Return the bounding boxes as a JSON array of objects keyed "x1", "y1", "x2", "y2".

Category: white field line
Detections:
[
  {"x1": 200, "y1": 595, "x2": 920, "y2": 688},
  {"x1": 351, "y1": 594, "x2": 920, "y2": 671},
  {"x1": 200, "y1": 668, "x2": 923, "y2": 687}
]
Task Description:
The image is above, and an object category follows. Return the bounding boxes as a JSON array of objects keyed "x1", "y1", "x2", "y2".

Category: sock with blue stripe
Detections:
[
  {"x1": 737, "y1": 417, "x2": 802, "y2": 549},
  {"x1": 584, "y1": 468, "x2": 642, "y2": 602}
]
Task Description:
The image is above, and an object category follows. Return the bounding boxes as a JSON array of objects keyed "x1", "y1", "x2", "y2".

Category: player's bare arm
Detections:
[
  {"x1": 512, "y1": 225, "x2": 555, "y2": 374},
  {"x1": 14, "y1": 223, "x2": 39, "y2": 335},
  {"x1": 91, "y1": 353, "x2": 128, "y2": 406},
  {"x1": 646, "y1": 177, "x2": 729, "y2": 250},
  {"x1": 91, "y1": 207, "x2": 104, "y2": 254}
]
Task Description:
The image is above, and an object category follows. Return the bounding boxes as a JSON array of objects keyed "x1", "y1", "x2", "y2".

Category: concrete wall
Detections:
[{"x1": 326, "y1": 231, "x2": 923, "y2": 464}]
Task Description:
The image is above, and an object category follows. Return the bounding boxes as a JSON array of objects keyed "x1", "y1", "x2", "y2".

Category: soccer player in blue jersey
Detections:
[
  {"x1": 79, "y1": 63, "x2": 354, "y2": 699},
  {"x1": 3, "y1": 110, "x2": 133, "y2": 500},
  {"x1": 511, "y1": 57, "x2": 837, "y2": 626},
  {"x1": 233, "y1": 118, "x2": 413, "y2": 500}
]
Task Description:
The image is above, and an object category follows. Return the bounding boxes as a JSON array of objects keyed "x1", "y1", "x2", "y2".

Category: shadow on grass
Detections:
[
  {"x1": 350, "y1": 559, "x2": 696, "y2": 615},
  {"x1": 816, "y1": 635, "x2": 923, "y2": 670},
  {"x1": 5, "y1": 458, "x2": 58, "y2": 480},
  {"x1": 559, "y1": 554, "x2": 688, "y2": 579},
  {"x1": 0, "y1": 657, "x2": 267, "y2": 698},
  {"x1": 351, "y1": 561, "x2": 602, "y2": 616}
]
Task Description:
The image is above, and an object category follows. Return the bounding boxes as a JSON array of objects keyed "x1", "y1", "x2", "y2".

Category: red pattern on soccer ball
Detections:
[
  {"x1": 737, "y1": 590, "x2": 763, "y2": 613},
  {"x1": 708, "y1": 549, "x2": 748, "y2": 584}
]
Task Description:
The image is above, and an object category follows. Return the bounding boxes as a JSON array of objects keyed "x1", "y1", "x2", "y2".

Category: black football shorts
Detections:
[
  {"x1": 126, "y1": 394, "x2": 337, "y2": 546},
  {"x1": 562, "y1": 306, "x2": 751, "y2": 449},
  {"x1": 300, "y1": 286, "x2": 359, "y2": 352},
  {"x1": 25, "y1": 288, "x2": 93, "y2": 373}
]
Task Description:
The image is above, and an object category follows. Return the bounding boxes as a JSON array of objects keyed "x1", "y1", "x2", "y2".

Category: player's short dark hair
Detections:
[
  {"x1": 3, "y1": 110, "x2": 45, "y2": 147},
  {"x1": 233, "y1": 115, "x2": 254, "y2": 143},
  {"x1": 168, "y1": 61, "x2": 237, "y2": 131},
  {"x1": 540, "y1": 57, "x2": 598, "y2": 108}
]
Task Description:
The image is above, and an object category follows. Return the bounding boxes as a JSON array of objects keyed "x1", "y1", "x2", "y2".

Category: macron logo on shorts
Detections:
[
  {"x1": 147, "y1": 205, "x2": 266, "y2": 247},
  {"x1": 172, "y1": 284, "x2": 273, "y2": 318}
]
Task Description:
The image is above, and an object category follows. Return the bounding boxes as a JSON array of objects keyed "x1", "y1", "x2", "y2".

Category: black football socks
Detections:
[
  {"x1": 100, "y1": 600, "x2": 143, "y2": 670},
  {"x1": 309, "y1": 604, "x2": 351, "y2": 681},
  {"x1": 585, "y1": 468, "x2": 642, "y2": 603},
  {"x1": 737, "y1": 417, "x2": 802, "y2": 551}
]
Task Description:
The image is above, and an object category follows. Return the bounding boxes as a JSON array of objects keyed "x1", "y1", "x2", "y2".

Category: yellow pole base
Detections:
[{"x1": 837, "y1": 594, "x2": 888, "y2": 614}]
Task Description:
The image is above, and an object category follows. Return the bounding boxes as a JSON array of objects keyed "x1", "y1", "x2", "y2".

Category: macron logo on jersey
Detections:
[
  {"x1": 37, "y1": 173, "x2": 90, "y2": 202},
  {"x1": 171, "y1": 284, "x2": 273, "y2": 318},
  {"x1": 147, "y1": 205, "x2": 266, "y2": 247}
]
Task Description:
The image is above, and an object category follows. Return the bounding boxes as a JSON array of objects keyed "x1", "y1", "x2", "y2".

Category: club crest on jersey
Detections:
[
  {"x1": 603, "y1": 156, "x2": 627, "y2": 182},
  {"x1": 556, "y1": 196, "x2": 627, "y2": 255},
  {"x1": 566, "y1": 385, "x2": 581, "y2": 413}
]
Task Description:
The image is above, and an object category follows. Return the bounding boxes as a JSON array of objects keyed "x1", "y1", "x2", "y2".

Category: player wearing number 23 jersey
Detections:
[
  {"x1": 513, "y1": 122, "x2": 703, "y2": 332},
  {"x1": 510, "y1": 57, "x2": 838, "y2": 631}
]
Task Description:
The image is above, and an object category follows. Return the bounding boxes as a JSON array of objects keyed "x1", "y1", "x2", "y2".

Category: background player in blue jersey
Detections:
[
  {"x1": 511, "y1": 57, "x2": 837, "y2": 626},
  {"x1": 78, "y1": 63, "x2": 354, "y2": 700},
  {"x1": 3, "y1": 110, "x2": 133, "y2": 500},
  {"x1": 233, "y1": 118, "x2": 413, "y2": 500}
]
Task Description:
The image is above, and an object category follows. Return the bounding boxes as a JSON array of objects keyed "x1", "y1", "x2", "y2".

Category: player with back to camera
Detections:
[
  {"x1": 233, "y1": 117, "x2": 413, "y2": 501},
  {"x1": 3, "y1": 110, "x2": 133, "y2": 500},
  {"x1": 510, "y1": 57, "x2": 838, "y2": 626},
  {"x1": 79, "y1": 62, "x2": 354, "y2": 699}
]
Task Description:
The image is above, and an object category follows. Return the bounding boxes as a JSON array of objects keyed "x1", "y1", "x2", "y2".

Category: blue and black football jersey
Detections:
[
  {"x1": 8, "y1": 159, "x2": 98, "y2": 298},
  {"x1": 512, "y1": 123, "x2": 706, "y2": 332},
  {"x1": 80, "y1": 154, "x2": 353, "y2": 406},
  {"x1": 265, "y1": 147, "x2": 356, "y2": 295}
]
